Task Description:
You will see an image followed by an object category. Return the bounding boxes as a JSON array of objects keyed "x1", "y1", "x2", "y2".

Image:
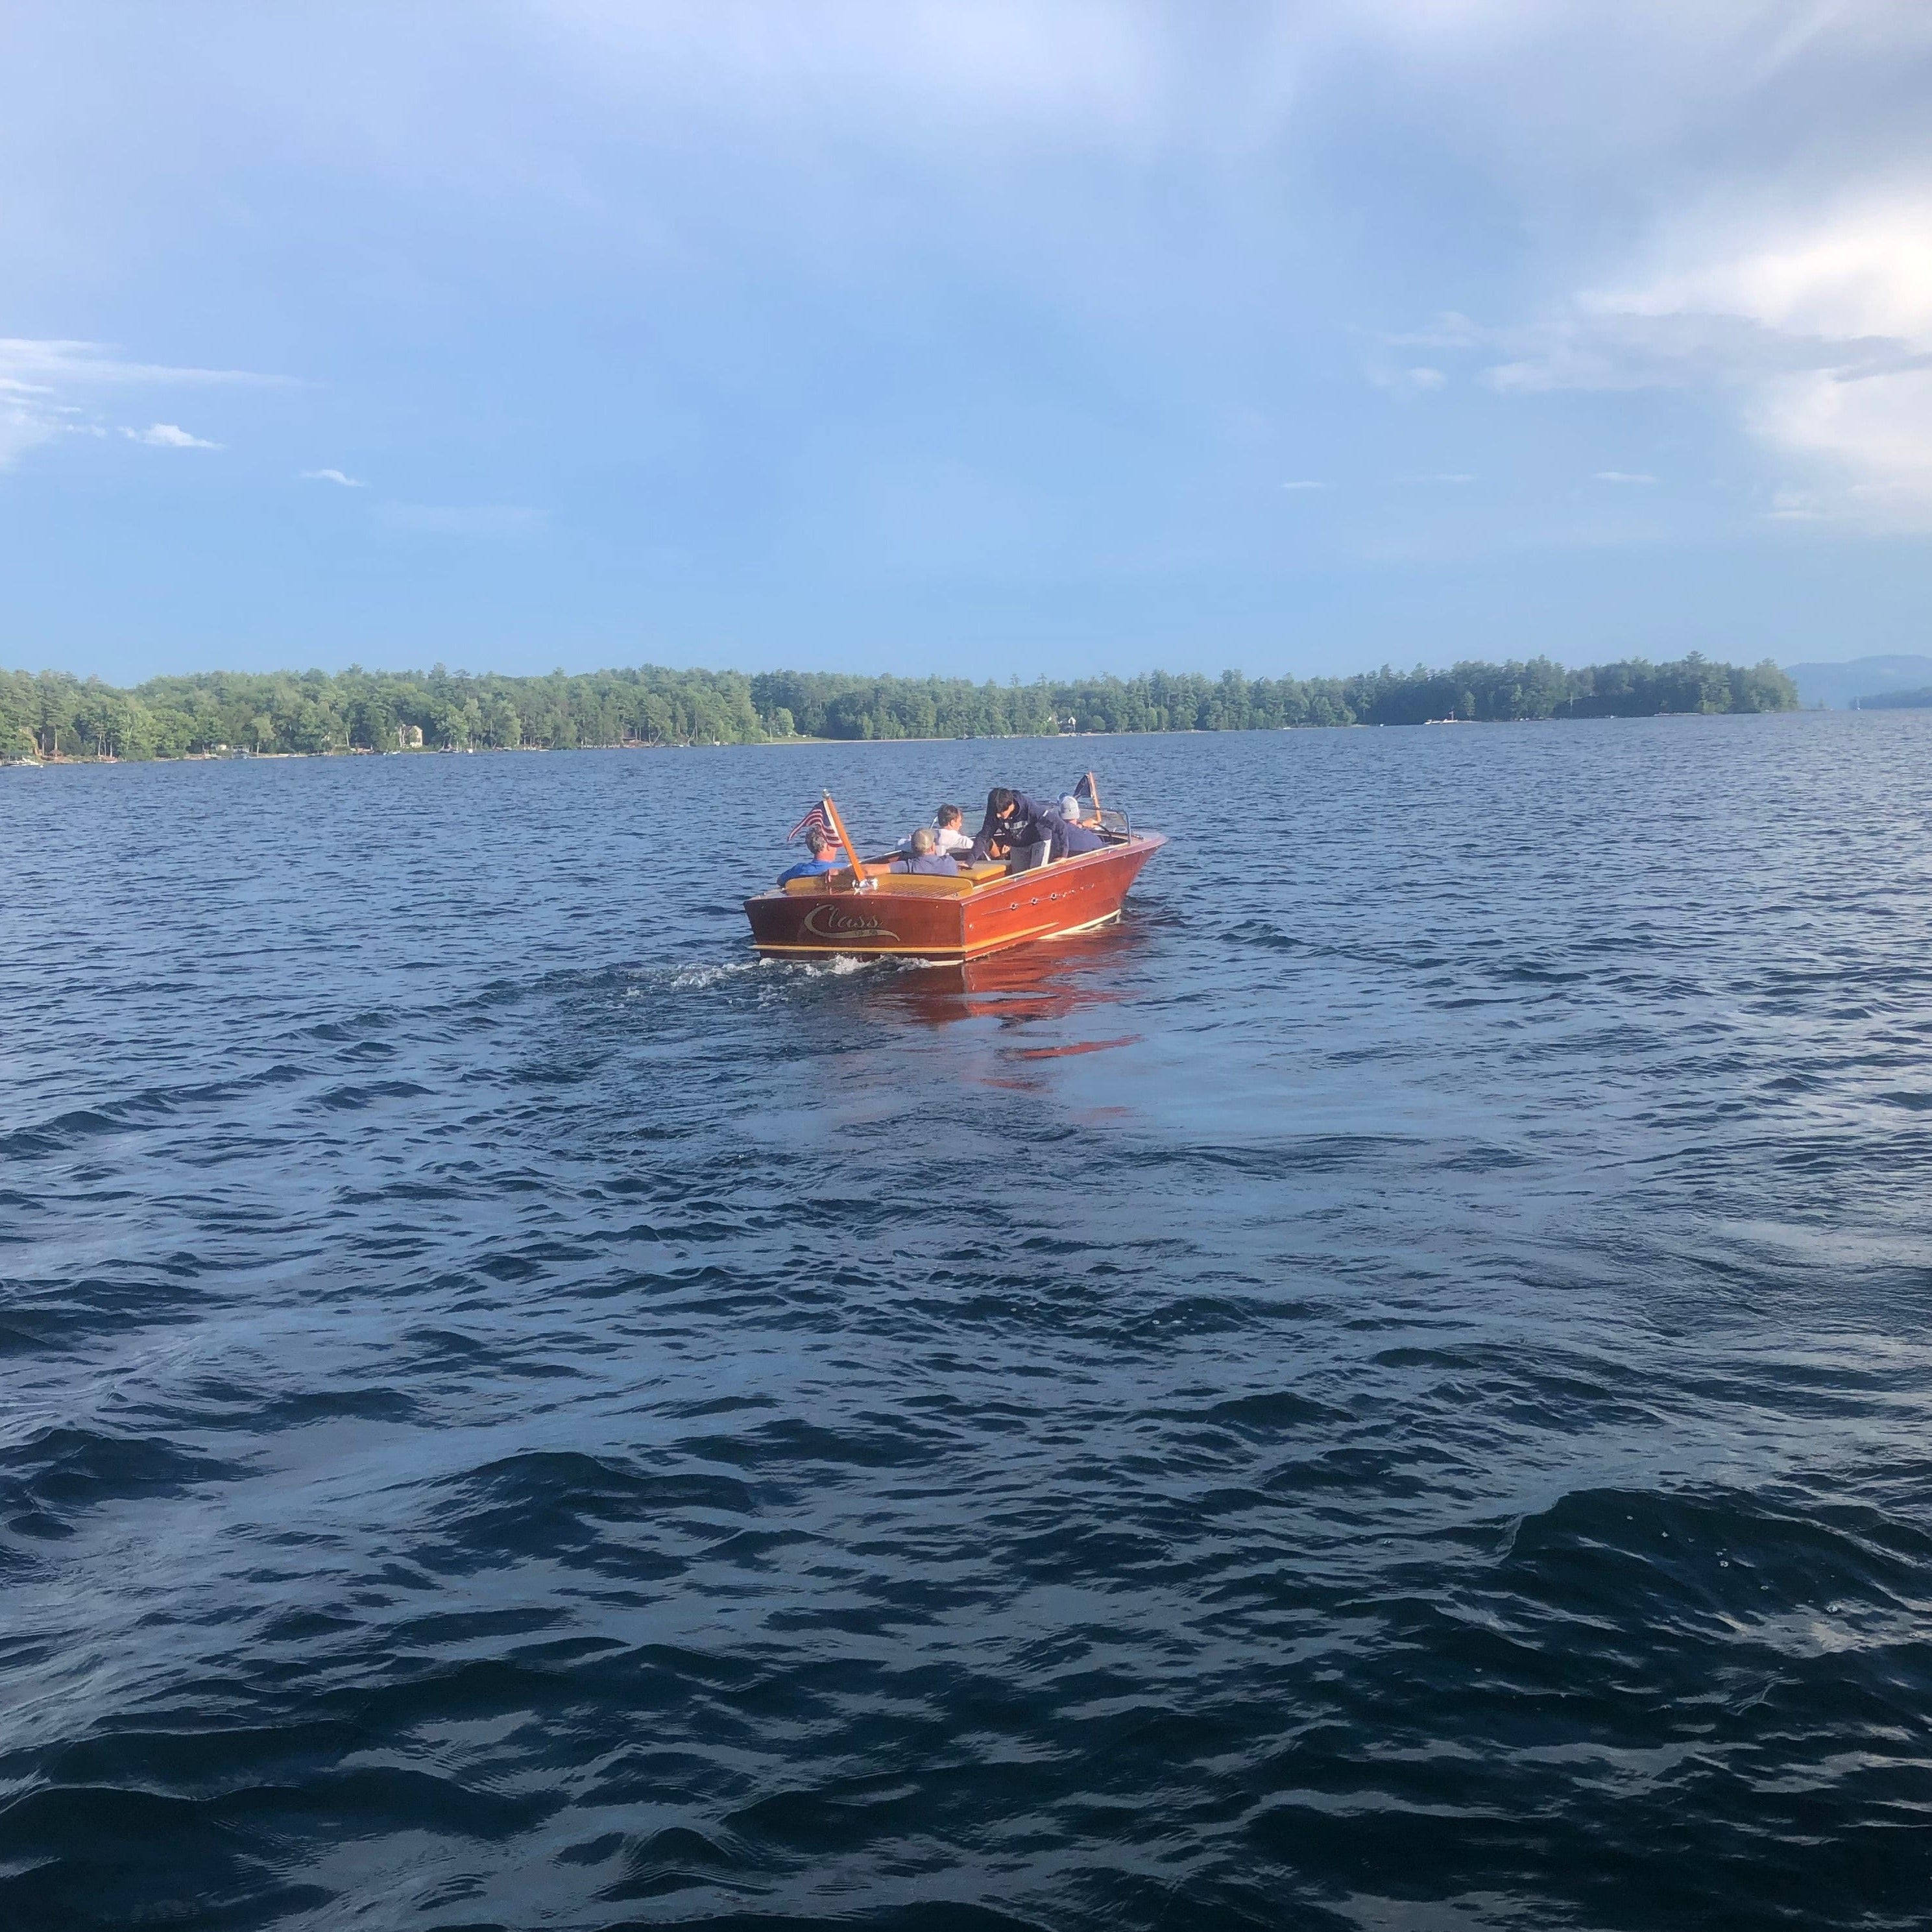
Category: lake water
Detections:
[{"x1": 4, "y1": 712, "x2": 1931, "y2": 1931}]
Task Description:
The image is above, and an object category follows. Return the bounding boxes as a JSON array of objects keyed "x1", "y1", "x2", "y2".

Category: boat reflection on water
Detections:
[{"x1": 871, "y1": 923, "x2": 1144, "y2": 1045}]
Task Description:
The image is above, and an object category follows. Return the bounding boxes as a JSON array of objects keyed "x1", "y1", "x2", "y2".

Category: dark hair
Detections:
[
  {"x1": 936, "y1": 803, "x2": 961, "y2": 827},
  {"x1": 987, "y1": 787, "x2": 1015, "y2": 815}
]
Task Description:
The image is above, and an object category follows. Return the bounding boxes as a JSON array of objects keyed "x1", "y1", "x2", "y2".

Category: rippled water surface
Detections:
[{"x1": 5, "y1": 714, "x2": 1932, "y2": 1931}]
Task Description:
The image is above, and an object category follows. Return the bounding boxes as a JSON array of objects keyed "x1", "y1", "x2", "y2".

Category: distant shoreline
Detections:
[
  {"x1": 4, "y1": 653, "x2": 1800, "y2": 762},
  {"x1": 3, "y1": 708, "x2": 1822, "y2": 770}
]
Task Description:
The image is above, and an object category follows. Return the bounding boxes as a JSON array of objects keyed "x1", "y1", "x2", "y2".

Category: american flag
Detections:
[{"x1": 788, "y1": 800, "x2": 834, "y2": 843}]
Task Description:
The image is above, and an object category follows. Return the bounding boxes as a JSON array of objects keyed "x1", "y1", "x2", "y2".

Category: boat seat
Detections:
[{"x1": 865, "y1": 871, "x2": 979, "y2": 895}]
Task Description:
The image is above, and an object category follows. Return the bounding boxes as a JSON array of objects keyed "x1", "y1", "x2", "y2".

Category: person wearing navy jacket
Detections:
[{"x1": 972, "y1": 788, "x2": 1106, "y2": 871}]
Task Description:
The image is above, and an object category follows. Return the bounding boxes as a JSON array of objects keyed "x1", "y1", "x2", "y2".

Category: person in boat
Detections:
[
  {"x1": 1056, "y1": 815, "x2": 1108, "y2": 856},
  {"x1": 889, "y1": 827, "x2": 961, "y2": 876},
  {"x1": 1059, "y1": 773, "x2": 1109, "y2": 841},
  {"x1": 973, "y1": 787, "x2": 1108, "y2": 869},
  {"x1": 897, "y1": 804, "x2": 974, "y2": 860},
  {"x1": 777, "y1": 827, "x2": 844, "y2": 884},
  {"x1": 971, "y1": 788, "x2": 1056, "y2": 869},
  {"x1": 932, "y1": 805, "x2": 974, "y2": 856}
]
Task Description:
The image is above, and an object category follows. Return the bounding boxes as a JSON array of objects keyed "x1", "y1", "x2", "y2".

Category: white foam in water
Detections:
[
  {"x1": 794, "y1": 953, "x2": 886, "y2": 977},
  {"x1": 660, "y1": 960, "x2": 772, "y2": 992},
  {"x1": 634, "y1": 953, "x2": 900, "y2": 998}
]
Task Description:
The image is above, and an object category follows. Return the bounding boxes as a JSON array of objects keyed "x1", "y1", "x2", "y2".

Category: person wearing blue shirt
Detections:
[
  {"x1": 889, "y1": 827, "x2": 960, "y2": 876},
  {"x1": 777, "y1": 828, "x2": 845, "y2": 884}
]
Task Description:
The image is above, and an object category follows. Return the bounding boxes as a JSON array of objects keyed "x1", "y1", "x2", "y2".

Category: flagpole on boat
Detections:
[{"x1": 820, "y1": 793, "x2": 870, "y2": 886}]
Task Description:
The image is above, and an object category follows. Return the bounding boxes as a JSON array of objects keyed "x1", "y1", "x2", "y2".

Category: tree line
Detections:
[{"x1": 1, "y1": 653, "x2": 1797, "y2": 760}]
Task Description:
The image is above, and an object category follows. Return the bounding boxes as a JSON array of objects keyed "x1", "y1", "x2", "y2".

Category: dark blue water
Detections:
[{"x1": 5, "y1": 714, "x2": 1931, "y2": 1931}]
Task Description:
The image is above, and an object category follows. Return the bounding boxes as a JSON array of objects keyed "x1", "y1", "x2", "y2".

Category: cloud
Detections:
[
  {"x1": 0, "y1": 338, "x2": 286, "y2": 470},
  {"x1": 1426, "y1": 308, "x2": 1923, "y2": 396},
  {"x1": 8, "y1": 0, "x2": 1932, "y2": 578},
  {"x1": 1368, "y1": 364, "x2": 1447, "y2": 399},
  {"x1": 302, "y1": 466, "x2": 366, "y2": 487},
  {"x1": 1279, "y1": 479, "x2": 1327, "y2": 490},
  {"x1": 1667, "y1": 203, "x2": 1932, "y2": 525},
  {"x1": 0, "y1": 338, "x2": 290, "y2": 389},
  {"x1": 1348, "y1": 3, "x2": 1932, "y2": 529},
  {"x1": 1594, "y1": 470, "x2": 1655, "y2": 484},
  {"x1": 540, "y1": 2, "x2": 1233, "y2": 155},
  {"x1": 0, "y1": 398, "x2": 60, "y2": 467},
  {"x1": 377, "y1": 502, "x2": 546, "y2": 537},
  {"x1": 1595, "y1": 201, "x2": 1932, "y2": 343},
  {"x1": 123, "y1": 422, "x2": 221, "y2": 448},
  {"x1": 1401, "y1": 191, "x2": 1932, "y2": 525}
]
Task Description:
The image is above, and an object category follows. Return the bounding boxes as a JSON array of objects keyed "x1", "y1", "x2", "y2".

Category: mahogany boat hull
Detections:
[{"x1": 744, "y1": 834, "x2": 1165, "y2": 963}]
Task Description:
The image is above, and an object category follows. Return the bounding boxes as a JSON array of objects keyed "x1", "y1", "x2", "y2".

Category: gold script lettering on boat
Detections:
[{"x1": 803, "y1": 902, "x2": 900, "y2": 942}]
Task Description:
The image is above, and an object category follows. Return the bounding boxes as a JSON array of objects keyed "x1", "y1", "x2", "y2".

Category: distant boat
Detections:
[{"x1": 743, "y1": 787, "x2": 1165, "y2": 964}]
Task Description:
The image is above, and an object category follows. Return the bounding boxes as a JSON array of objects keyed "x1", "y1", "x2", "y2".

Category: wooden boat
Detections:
[{"x1": 744, "y1": 788, "x2": 1165, "y2": 964}]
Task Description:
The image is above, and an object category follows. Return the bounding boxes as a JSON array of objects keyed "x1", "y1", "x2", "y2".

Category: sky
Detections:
[{"x1": 3, "y1": 0, "x2": 1930, "y2": 684}]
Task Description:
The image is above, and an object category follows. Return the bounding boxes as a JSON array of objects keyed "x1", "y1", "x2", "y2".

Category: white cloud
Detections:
[
  {"x1": 0, "y1": 400, "x2": 58, "y2": 467},
  {"x1": 1369, "y1": 364, "x2": 1447, "y2": 398},
  {"x1": 534, "y1": 1, "x2": 1932, "y2": 172},
  {"x1": 1595, "y1": 470, "x2": 1655, "y2": 484},
  {"x1": 1349, "y1": 3, "x2": 1932, "y2": 528},
  {"x1": 1634, "y1": 200, "x2": 1932, "y2": 525},
  {"x1": 1593, "y1": 201, "x2": 1932, "y2": 343},
  {"x1": 1279, "y1": 479, "x2": 1326, "y2": 490},
  {"x1": 1405, "y1": 192, "x2": 1932, "y2": 527},
  {"x1": 541, "y1": 1, "x2": 1227, "y2": 154},
  {"x1": 302, "y1": 466, "x2": 365, "y2": 487},
  {"x1": 0, "y1": 338, "x2": 288, "y2": 389},
  {"x1": 1610, "y1": 197, "x2": 1932, "y2": 523},
  {"x1": 0, "y1": 338, "x2": 284, "y2": 469},
  {"x1": 123, "y1": 422, "x2": 221, "y2": 448}
]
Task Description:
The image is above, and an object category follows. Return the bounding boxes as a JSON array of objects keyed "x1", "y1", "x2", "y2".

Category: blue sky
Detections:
[{"x1": 4, "y1": 1, "x2": 1930, "y2": 683}]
